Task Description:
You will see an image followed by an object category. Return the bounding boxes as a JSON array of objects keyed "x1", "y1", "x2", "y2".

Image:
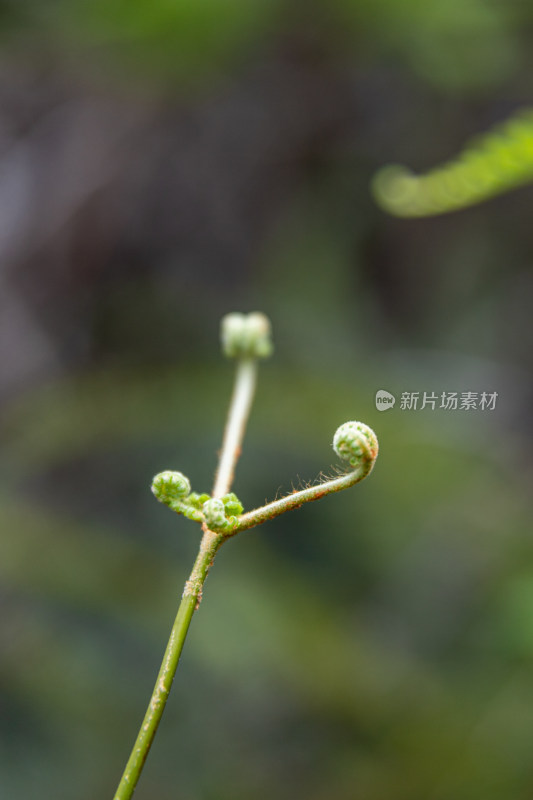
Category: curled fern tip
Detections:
[
  {"x1": 333, "y1": 421, "x2": 379, "y2": 473},
  {"x1": 152, "y1": 471, "x2": 191, "y2": 502}
]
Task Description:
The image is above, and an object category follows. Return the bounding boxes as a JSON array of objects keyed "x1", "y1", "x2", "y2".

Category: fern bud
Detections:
[
  {"x1": 221, "y1": 312, "x2": 273, "y2": 359},
  {"x1": 221, "y1": 492, "x2": 244, "y2": 517},
  {"x1": 202, "y1": 498, "x2": 228, "y2": 530},
  {"x1": 152, "y1": 470, "x2": 191, "y2": 503},
  {"x1": 333, "y1": 421, "x2": 379, "y2": 470}
]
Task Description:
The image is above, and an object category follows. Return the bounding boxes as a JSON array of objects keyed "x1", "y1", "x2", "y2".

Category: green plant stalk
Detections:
[
  {"x1": 112, "y1": 357, "x2": 258, "y2": 800},
  {"x1": 231, "y1": 458, "x2": 376, "y2": 534},
  {"x1": 213, "y1": 358, "x2": 257, "y2": 498}
]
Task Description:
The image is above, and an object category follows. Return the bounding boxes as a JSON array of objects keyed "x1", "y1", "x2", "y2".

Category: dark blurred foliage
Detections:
[{"x1": 1, "y1": 2, "x2": 533, "y2": 799}]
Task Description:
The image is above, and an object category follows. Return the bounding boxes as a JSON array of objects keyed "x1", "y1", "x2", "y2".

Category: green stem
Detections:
[
  {"x1": 113, "y1": 532, "x2": 221, "y2": 800},
  {"x1": 213, "y1": 358, "x2": 257, "y2": 498},
  {"x1": 112, "y1": 357, "x2": 258, "y2": 800},
  {"x1": 232, "y1": 459, "x2": 376, "y2": 534}
]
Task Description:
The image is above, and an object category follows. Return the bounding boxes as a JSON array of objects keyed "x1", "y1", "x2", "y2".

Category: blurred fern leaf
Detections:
[{"x1": 372, "y1": 108, "x2": 533, "y2": 216}]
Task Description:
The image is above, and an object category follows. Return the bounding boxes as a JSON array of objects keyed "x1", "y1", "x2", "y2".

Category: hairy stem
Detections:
[
  {"x1": 232, "y1": 461, "x2": 375, "y2": 534},
  {"x1": 113, "y1": 357, "x2": 258, "y2": 800},
  {"x1": 112, "y1": 532, "x2": 221, "y2": 800}
]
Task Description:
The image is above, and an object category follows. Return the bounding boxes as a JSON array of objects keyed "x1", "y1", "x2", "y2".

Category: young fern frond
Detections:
[
  {"x1": 113, "y1": 313, "x2": 378, "y2": 800},
  {"x1": 152, "y1": 421, "x2": 378, "y2": 536},
  {"x1": 232, "y1": 421, "x2": 378, "y2": 534},
  {"x1": 372, "y1": 108, "x2": 533, "y2": 217}
]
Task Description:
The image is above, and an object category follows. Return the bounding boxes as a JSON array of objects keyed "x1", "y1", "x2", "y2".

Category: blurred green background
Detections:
[{"x1": 1, "y1": 1, "x2": 533, "y2": 798}]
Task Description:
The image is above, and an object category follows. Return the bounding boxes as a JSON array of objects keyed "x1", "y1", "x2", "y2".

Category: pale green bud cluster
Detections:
[
  {"x1": 151, "y1": 471, "x2": 243, "y2": 533},
  {"x1": 221, "y1": 312, "x2": 273, "y2": 359},
  {"x1": 152, "y1": 471, "x2": 207, "y2": 522},
  {"x1": 333, "y1": 421, "x2": 379, "y2": 472},
  {"x1": 202, "y1": 493, "x2": 243, "y2": 533}
]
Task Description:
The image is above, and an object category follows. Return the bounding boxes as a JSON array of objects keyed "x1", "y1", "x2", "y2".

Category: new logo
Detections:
[{"x1": 375, "y1": 389, "x2": 396, "y2": 411}]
